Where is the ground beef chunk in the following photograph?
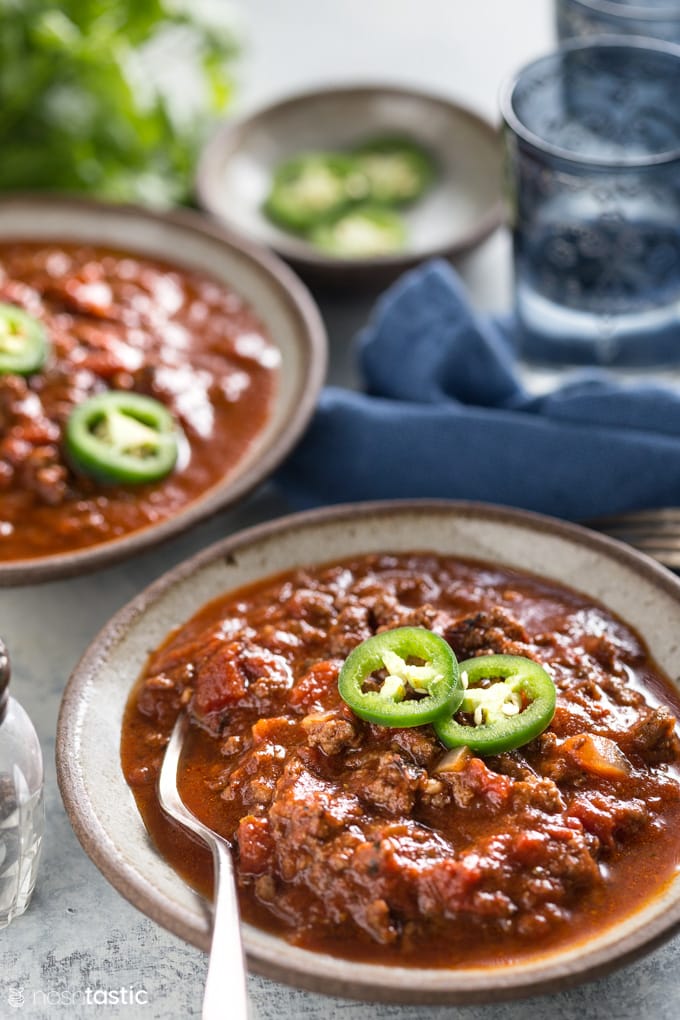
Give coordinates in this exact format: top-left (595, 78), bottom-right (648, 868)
top-left (384, 726), bottom-right (441, 769)
top-left (511, 776), bottom-right (566, 815)
top-left (369, 592), bottom-right (407, 630)
top-left (444, 607), bottom-right (533, 659)
top-left (344, 752), bottom-right (426, 816)
top-left (621, 706), bottom-right (680, 764)
top-left (440, 757), bottom-right (514, 812)
top-left (253, 874), bottom-right (277, 903)
top-left (302, 708), bottom-right (362, 755)
top-left (220, 734), bottom-right (244, 757)
top-left (221, 742), bottom-right (288, 809)
top-left (370, 595), bottom-right (438, 633)
top-left (395, 604), bottom-right (439, 630)
top-left (326, 603), bottom-right (373, 657)
top-left (268, 759), bottom-right (364, 877)
top-left (137, 673), bottom-right (187, 725)
top-left (486, 750), bottom-right (538, 781)
top-left (282, 588), bottom-right (337, 628)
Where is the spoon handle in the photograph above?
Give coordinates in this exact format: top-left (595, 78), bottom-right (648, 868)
top-left (202, 837), bottom-right (249, 1020)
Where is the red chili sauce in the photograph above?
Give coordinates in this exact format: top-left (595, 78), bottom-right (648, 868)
top-left (121, 553), bottom-right (680, 967)
top-left (0, 242), bottom-right (278, 560)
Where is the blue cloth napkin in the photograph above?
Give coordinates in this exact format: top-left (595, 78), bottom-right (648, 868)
top-left (277, 260), bottom-right (680, 521)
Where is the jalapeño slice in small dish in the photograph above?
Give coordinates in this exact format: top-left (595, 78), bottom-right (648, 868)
top-left (309, 205), bottom-right (407, 258)
top-left (433, 653), bottom-right (557, 755)
top-left (338, 626), bottom-right (462, 727)
top-left (264, 153), bottom-right (369, 232)
top-left (66, 391), bottom-right (179, 485)
top-left (351, 136), bottom-right (436, 205)
top-left (0, 302), bottom-right (49, 375)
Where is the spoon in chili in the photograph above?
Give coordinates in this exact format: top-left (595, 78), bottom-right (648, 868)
top-left (158, 709), bottom-right (249, 1019)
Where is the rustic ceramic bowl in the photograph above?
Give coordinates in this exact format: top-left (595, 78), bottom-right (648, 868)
top-left (0, 195), bottom-right (326, 586)
top-left (195, 85), bottom-right (504, 288)
top-left (57, 500), bottom-right (680, 1004)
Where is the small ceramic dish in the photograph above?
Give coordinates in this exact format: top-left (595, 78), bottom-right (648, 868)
top-left (0, 195), bottom-right (326, 586)
top-left (196, 85), bottom-right (504, 287)
top-left (57, 500), bottom-right (680, 1004)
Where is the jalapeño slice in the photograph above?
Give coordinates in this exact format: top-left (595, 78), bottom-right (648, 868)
top-left (66, 391), bottom-right (179, 485)
top-left (338, 626), bottom-right (462, 727)
top-left (264, 153), bottom-right (369, 232)
top-left (433, 654), bottom-right (556, 755)
top-left (0, 303), bottom-right (48, 375)
top-left (309, 205), bottom-right (406, 258)
top-left (351, 136), bottom-right (436, 205)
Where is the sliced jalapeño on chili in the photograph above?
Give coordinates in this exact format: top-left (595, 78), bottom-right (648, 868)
top-left (66, 391), bottom-right (179, 485)
top-left (433, 654), bottom-right (556, 755)
top-left (338, 626), bottom-right (462, 727)
top-left (0, 302), bottom-right (48, 376)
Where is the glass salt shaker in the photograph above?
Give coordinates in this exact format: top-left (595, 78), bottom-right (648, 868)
top-left (0, 638), bottom-right (44, 928)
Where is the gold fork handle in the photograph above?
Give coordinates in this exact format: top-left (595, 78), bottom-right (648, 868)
top-left (203, 837), bottom-right (249, 1020)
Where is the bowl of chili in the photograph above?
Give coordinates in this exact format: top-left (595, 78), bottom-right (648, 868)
top-left (0, 194), bottom-right (326, 585)
top-left (58, 500), bottom-right (680, 1004)
top-left (196, 85), bottom-right (504, 288)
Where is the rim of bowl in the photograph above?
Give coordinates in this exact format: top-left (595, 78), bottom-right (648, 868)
top-left (57, 498), bottom-right (680, 1003)
top-left (0, 193), bottom-right (327, 586)
top-left (565, 0), bottom-right (680, 21)
top-left (501, 35), bottom-right (680, 170)
top-left (195, 82), bottom-right (505, 271)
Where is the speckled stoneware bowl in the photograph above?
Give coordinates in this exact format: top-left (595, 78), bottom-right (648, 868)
top-left (196, 85), bottom-right (503, 288)
top-left (0, 195), bottom-right (326, 586)
top-left (57, 501), bottom-right (680, 1003)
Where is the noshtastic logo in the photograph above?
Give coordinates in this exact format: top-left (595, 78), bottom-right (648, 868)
top-left (7, 985), bottom-right (25, 1009)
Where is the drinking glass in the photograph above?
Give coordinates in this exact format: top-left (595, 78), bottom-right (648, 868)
top-left (501, 38), bottom-right (680, 368)
top-left (557, 0), bottom-right (680, 45)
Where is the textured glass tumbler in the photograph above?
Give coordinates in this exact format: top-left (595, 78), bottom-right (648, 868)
top-left (502, 39), bottom-right (680, 367)
top-left (557, 0), bottom-right (680, 45)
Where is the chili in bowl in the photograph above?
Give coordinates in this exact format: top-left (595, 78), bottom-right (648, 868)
top-left (57, 502), bottom-right (680, 1004)
top-left (0, 195), bottom-right (326, 585)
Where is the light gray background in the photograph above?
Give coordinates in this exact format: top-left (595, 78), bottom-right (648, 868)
top-left (5, 3), bottom-right (675, 1019)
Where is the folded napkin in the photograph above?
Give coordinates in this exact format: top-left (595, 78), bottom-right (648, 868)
top-left (277, 260), bottom-right (680, 521)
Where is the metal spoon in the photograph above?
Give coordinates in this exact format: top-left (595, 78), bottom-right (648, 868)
top-left (158, 710), bottom-right (249, 1019)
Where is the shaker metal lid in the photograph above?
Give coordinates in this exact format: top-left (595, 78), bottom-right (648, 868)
top-left (0, 638), bottom-right (9, 724)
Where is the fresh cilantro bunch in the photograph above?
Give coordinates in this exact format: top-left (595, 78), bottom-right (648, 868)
top-left (0, 0), bottom-right (237, 205)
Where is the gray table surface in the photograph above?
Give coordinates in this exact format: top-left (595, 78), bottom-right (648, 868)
top-left (3, 3), bottom-right (680, 1018)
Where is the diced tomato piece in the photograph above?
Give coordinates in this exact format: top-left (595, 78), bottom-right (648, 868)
top-left (192, 641), bottom-right (249, 717)
top-left (289, 659), bottom-right (343, 712)
top-left (251, 716), bottom-right (298, 745)
top-left (237, 815), bottom-right (275, 875)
